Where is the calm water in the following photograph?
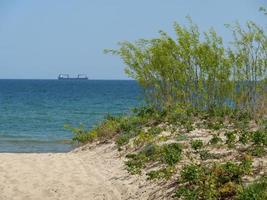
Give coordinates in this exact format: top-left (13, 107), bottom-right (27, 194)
top-left (0, 80), bottom-right (141, 152)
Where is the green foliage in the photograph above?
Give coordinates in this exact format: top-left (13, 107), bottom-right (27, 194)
top-left (219, 162), bottom-right (245, 184)
top-left (206, 119), bottom-right (225, 130)
top-left (115, 116), bottom-right (144, 147)
top-left (147, 166), bottom-right (175, 180)
top-left (66, 115), bottom-right (123, 143)
top-left (209, 134), bottom-right (223, 145)
top-left (125, 153), bottom-right (148, 174)
top-left (133, 106), bottom-right (161, 119)
top-left (177, 163), bottom-right (218, 200)
top-left (65, 124), bottom-right (97, 143)
top-left (240, 154), bottom-right (253, 175)
top-left (227, 21), bottom-right (267, 114)
top-left (258, 119), bottom-right (267, 130)
top-left (149, 127), bottom-right (162, 135)
top-left (68, 13), bottom-right (267, 199)
top-left (234, 111), bottom-right (252, 124)
top-left (237, 177), bottom-right (267, 200)
top-left (185, 122), bottom-right (194, 132)
top-left (116, 134), bottom-right (131, 147)
top-left (176, 161), bottom-right (253, 200)
top-left (114, 108), bottom-right (167, 148)
top-left (162, 143), bottom-right (182, 166)
top-left (225, 131), bottom-right (237, 148)
top-left (241, 131), bottom-right (267, 157)
top-left (180, 164), bottom-right (203, 184)
top-left (248, 145), bottom-right (265, 157)
top-left (125, 143), bottom-right (162, 174)
top-left (107, 17), bottom-right (267, 116)
top-left (219, 182), bottom-right (241, 199)
top-left (133, 131), bottom-right (154, 147)
top-left (166, 107), bottom-right (195, 130)
top-left (125, 143), bottom-right (182, 174)
top-left (190, 139), bottom-right (204, 151)
top-left (175, 187), bottom-right (199, 200)
top-left (252, 130), bottom-right (267, 146)
top-left (239, 131), bottom-right (252, 145)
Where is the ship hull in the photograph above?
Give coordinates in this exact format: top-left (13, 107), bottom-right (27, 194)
top-left (58, 77), bottom-right (88, 80)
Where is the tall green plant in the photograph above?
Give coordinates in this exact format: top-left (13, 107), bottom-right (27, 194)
top-left (106, 17), bottom-right (267, 116)
top-left (227, 21), bottom-right (267, 112)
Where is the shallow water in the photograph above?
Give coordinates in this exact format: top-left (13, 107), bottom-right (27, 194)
top-left (0, 80), bottom-right (141, 152)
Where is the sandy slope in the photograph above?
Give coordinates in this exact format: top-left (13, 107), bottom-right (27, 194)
top-left (0, 143), bottom-right (156, 200)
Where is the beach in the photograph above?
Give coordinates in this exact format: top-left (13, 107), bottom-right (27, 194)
top-left (0, 143), bottom-right (157, 200)
top-left (0, 2), bottom-right (266, 199)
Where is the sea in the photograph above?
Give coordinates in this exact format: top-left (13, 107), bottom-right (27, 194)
top-left (0, 80), bottom-right (141, 153)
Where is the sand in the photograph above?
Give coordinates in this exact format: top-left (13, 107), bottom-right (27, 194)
top-left (0, 143), bottom-right (157, 200)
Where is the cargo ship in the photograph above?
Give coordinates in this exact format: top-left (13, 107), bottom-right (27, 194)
top-left (58, 74), bottom-right (88, 80)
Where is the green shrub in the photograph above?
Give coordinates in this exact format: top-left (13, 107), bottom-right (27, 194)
top-left (167, 108), bottom-right (191, 125)
top-left (114, 112), bottom-right (165, 148)
top-left (65, 124), bottom-right (96, 143)
top-left (177, 161), bottom-right (254, 200)
top-left (175, 187), bottom-right (199, 200)
top-left (125, 143), bottom-right (182, 174)
top-left (125, 153), bottom-right (148, 174)
top-left (94, 118), bottom-right (120, 139)
top-left (143, 144), bottom-right (160, 159)
top-left (239, 131), bottom-right (252, 145)
top-left (235, 111), bottom-right (252, 122)
top-left (232, 111), bottom-right (251, 130)
top-left (191, 139), bottom-right (204, 151)
top-left (199, 150), bottom-right (211, 160)
top-left (249, 145), bottom-right (265, 157)
top-left (206, 119), bottom-right (224, 130)
top-left (240, 154), bottom-right (253, 175)
top-left (73, 129), bottom-right (97, 143)
top-left (116, 134), bottom-right (131, 147)
top-left (133, 106), bottom-right (159, 119)
top-left (237, 177), bottom-right (267, 200)
top-left (105, 15), bottom-right (267, 199)
top-left (162, 143), bottom-right (182, 166)
top-left (180, 164), bottom-right (203, 184)
top-left (67, 116), bottom-right (122, 143)
top-left (252, 131), bottom-right (267, 146)
top-left (149, 127), bottom-right (162, 135)
top-left (231, 110), bottom-right (252, 130)
top-left (118, 116), bottom-right (142, 134)
top-left (209, 134), bottom-right (223, 145)
top-left (259, 119), bottom-right (267, 130)
top-left (133, 131), bottom-right (154, 147)
top-left (185, 121), bottom-right (194, 132)
top-left (219, 182), bottom-right (240, 199)
top-left (147, 166), bottom-right (175, 180)
top-left (218, 162), bottom-right (244, 184)
top-left (225, 131), bottom-right (237, 148)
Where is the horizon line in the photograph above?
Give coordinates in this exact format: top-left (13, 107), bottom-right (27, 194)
top-left (0, 78), bottom-right (135, 81)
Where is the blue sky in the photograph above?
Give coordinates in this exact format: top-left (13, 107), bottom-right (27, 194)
top-left (0, 0), bottom-right (266, 79)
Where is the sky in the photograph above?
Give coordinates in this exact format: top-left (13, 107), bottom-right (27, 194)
top-left (0, 0), bottom-right (266, 80)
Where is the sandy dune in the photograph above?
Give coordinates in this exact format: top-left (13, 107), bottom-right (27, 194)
top-left (0, 143), bottom-right (155, 200)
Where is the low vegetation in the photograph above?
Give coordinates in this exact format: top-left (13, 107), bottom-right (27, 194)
top-left (68, 106), bottom-right (267, 199)
top-left (68, 9), bottom-right (267, 200)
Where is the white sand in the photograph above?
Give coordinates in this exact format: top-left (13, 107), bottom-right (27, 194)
top-left (0, 143), bottom-right (157, 200)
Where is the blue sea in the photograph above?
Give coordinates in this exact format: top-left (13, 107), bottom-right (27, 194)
top-left (0, 80), bottom-right (141, 153)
